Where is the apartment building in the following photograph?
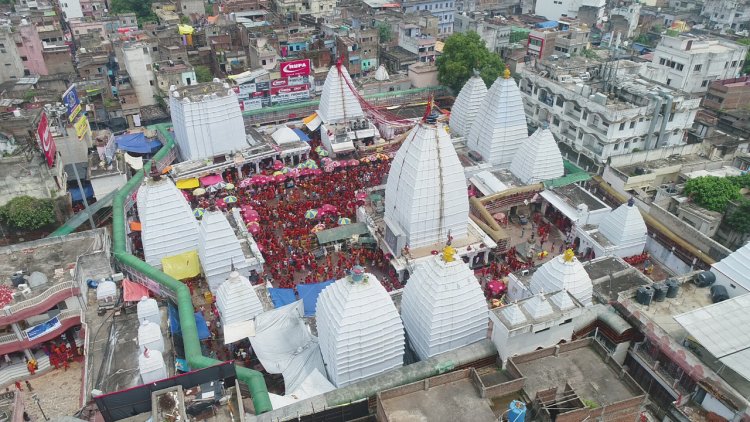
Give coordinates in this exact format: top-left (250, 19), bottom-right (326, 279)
top-left (534, 0), bottom-right (605, 23)
top-left (0, 23), bottom-right (25, 83)
top-left (701, 0), bottom-right (750, 30)
top-left (518, 59), bottom-right (701, 172)
top-left (453, 13), bottom-right (511, 54)
top-left (273, 0), bottom-right (336, 17)
top-left (121, 42), bottom-right (157, 107)
top-left (527, 20), bottom-right (590, 59)
top-left (401, 0), bottom-right (456, 35)
top-left (641, 34), bottom-right (748, 94)
top-left (337, 27), bottom-right (379, 77)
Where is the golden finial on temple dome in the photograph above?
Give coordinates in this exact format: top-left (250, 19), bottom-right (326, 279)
top-left (503, 66), bottom-right (511, 79)
top-left (563, 248), bottom-right (575, 262)
top-left (442, 245), bottom-right (456, 263)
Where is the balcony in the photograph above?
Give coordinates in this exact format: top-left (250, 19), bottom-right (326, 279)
top-left (564, 109), bottom-right (582, 120)
top-left (0, 281), bottom-right (80, 326)
top-left (0, 309), bottom-right (82, 355)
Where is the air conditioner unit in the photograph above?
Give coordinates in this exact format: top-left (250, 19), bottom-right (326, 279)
top-left (111, 273), bottom-right (125, 282)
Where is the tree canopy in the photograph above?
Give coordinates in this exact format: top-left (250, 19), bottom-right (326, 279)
top-left (684, 176), bottom-right (741, 213)
top-left (109, 0), bottom-right (157, 25)
top-left (0, 196), bottom-right (56, 230)
top-left (726, 200), bottom-right (750, 233)
top-left (194, 65), bottom-right (213, 83)
top-left (436, 31), bottom-right (504, 93)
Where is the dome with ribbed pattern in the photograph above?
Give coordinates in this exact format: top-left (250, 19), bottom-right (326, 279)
top-left (449, 74), bottom-right (487, 137)
top-left (510, 127), bottom-right (564, 184)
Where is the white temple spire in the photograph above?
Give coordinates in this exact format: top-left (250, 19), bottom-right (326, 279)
top-left (466, 67), bottom-right (528, 168)
top-left (317, 61), bottom-right (364, 123)
top-left (598, 198), bottom-right (648, 247)
top-left (510, 125), bottom-right (564, 184)
top-left (449, 71), bottom-right (487, 137)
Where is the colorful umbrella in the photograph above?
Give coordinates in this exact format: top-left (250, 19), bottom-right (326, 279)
top-left (311, 223), bottom-right (326, 233)
top-left (324, 164), bottom-right (335, 173)
top-left (304, 159), bottom-right (318, 169)
top-left (281, 167), bottom-right (290, 174)
top-left (288, 168), bottom-right (301, 178)
top-left (297, 162), bottom-right (307, 169)
top-left (305, 209), bottom-right (318, 219)
top-left (273, 160), bottom-right (284, 170)
top-left (244, 209), bottom-right (259, 219)
top-left (239, 178), bottom-right (253, 188)
top-left (244, 214), bottom-right (260, 222)
top-left (225, 183), bottom-right (235, 190)
top-left (193, 208), bottom-right (205, 218)
top-left (224, 195), bottom-right (238, 204)
top-left (321, 157), bottom-right (332, 165)
top-left (247, 221), bottom-right (260, 234)
top-left (338, 217), bottom-right (351, 225)
top-left (355, 191), bottom-right (367, 200)
top-left (193, 188), bottom-right (207, 196)
top-left (274, 174), bottom-right (287, 183)
top-left (273, 171), bottom-right (283, 176)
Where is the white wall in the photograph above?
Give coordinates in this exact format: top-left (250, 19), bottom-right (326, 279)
top-left (645, 236), bottom-right (692, 274)
top-left (122, 45), bottom-right (156, 106)
top-left (710, 267), bottom-right (750, 298)
top-left (490, 312), bottom-right (575, 362)
top-left (60, 0), bottom-right (84, 19)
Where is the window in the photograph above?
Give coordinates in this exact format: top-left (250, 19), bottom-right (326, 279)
top-left (630, 121), bottom-right (635, 129)
top-left (732, 60), bottom-right (738, 67)
top-left (624, 141), bottom-right (629, 148)
top-left (639, 117), bottom-right (644, 122)
top-left (153, 46), bottom-right (158, 52)
top-left (659, 57), bottom-right (666, 65)
top-left (619, 122), bottom-right (625, 130)
top-left (553, 117), bottom-right (560, 126)
top-left (667, 78), bottom-right (671, 86)
top-left (614, 143), bottom-right (619, 150)
top-left (21, 56), bottom-right (27, 61)
top-left (694, 64), bottom-right (702, 71)
top-left (676, 63), bottom-right (684, 71)
top-left (556, 96), bottom-right (563, 107)
top-left (582, 110), bottom-right (588, 119)
top-left (149, 80), bottom-right (154, 86)
top-left (143, 47), bottom-right (148, 54)
top-left (701, 80), bottom-right (709, 87)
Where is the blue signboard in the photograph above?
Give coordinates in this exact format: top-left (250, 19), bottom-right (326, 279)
top-left (25, 316), bottom-right (62, 340)
top-left (62, 85), bottom-right (82, 122)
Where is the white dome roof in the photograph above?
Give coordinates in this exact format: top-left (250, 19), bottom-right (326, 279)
top-left (271, 126), bottom-right (300, 144)
top-left (316, 267), bottom-right (404, 387)
top-left (449, 74), bottom-right (487, 137)
top-left (500, 303), bottom-right (527, 326)
top-left (216, 271), bottom-right (264, 325)
top-left (197, 210), bottom-right (250, 292)
top-left (598, 199), bottom-right (647, 246)
top-left (138, 349), bottom-right (167, 384)
top-left (137, 177), bottom-right (199, 266)
top-left (510, 127), bottom-right (564, 184)
top-left (318, 64), bottom-right (364, 123)
top-left (384, 122), bottom-right (469, 249)
top-left (374, 64), bottom-right (390, 81)
top-left (137, 297), bottom-right (160, 326)
top-left (529, 251), bottom-right (593, 306)
top-left (401, 248), bottom-right (488, 360)
top-left (138, 320), bottom-right (165, 353)
top-left (466, 71), bottom-right (528, 168)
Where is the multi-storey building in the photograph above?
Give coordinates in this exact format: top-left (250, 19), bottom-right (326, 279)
top-left (0, 229), bottom-right (111, 387)
top-left (518, 59), bottom-right (701, 172)
top-left (273, 0), bottom-right (336, 17)
top-left (401, 0), bottom-right (455, 35)
top-left (453, 13), bottom-right (510, 54)
top-left (527, 20), bottom-right (590, 59)
top-left (121, 42), bottom-right (156, 106)
top-left (701, 0), bottom-right (750, 31)
top-left (59, 0), bottom-right (84, 19)
top-left (534, 0), bottom-right (605, 24)
top-left (336, 26), bottom-right (379, 77)
top-left (154, 60), bottom-right (197, 96)
top-left (609, 2), bottom-right (640, 38)
top-left (640, 34), bottom-right (748, 94)
top-left (0, 22), bottom-right (25, 83)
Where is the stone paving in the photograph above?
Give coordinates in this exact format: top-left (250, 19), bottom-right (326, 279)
top-left (19, 361), bottom-right (83, 421)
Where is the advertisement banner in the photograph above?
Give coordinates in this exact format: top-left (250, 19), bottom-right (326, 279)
top-left (271, 78), bottom-right (288, 88)
top-left (62, 85), bottom-right (81, 122)
top-left (74, 115), bottom-right (90, 140)
top-left (270, 84), bottom-right (309, 96)
top-left (280, 59), bottom-right (311, 78)
top-left (25, 316), bottom-right (62, 341)
top-left (37, 112), bottom-right (57, 168)
top-left (256, 81), bottom-right (270, 90)
top-left (288, 76), bottom-right (305, 86)
top-left (238, 83), bottom-right (256, 96)
top-left (242, 98), bottom-right (263, 111)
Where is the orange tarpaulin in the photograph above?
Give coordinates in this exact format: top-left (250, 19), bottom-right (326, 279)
top-left (130, 221), bottom-right (142, 231)
top-left (122, 279), bottom-right (150, 302)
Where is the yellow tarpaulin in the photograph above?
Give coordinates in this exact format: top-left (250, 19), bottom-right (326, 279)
top-left (161, 250), bottom-right (201, 280)
top-left (175, 178), bottom-right (200, 189)
top-left (178, 24), bottom-right (194, 35)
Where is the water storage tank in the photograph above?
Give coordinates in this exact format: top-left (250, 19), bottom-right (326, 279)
top-left (653, 283), bottom-right (668, 302)
top-left (636, 286), bottom-right (654, 305)
top-left (710, 285), bottom-right (729, 303)
top-left (138, 348), bottom-right (167, 384)
top-left (665, 279), bottom-right (680, 298)
top-left (28, 272), bottom-right (49, 288)
top-left (137, 297), bottom-right (160, 326)
top-left (508, 400), bottom-right (527, 422)
top-left (11, 272), bottom-right (25, 287)
top-left (695, 271), bottom-right (716, 288)
top-left (138, 320), bottom-right (165, 353)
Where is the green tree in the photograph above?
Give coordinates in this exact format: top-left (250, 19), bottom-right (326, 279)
top-left (684, 176), bottom-right (741, 213)
top-left (726, 200), bottom-right (750, 233)
top-left (109, 0), bottom-right (157, 25)
top-left (737, 38), bottom-right (750, 74)
top-left (180, 15), bottom-right (191, 25)
top-left (377, 23), bottom-right (392, 43)
top-left (0, 196), bottom-right (56, 230)
top-left (194, 65), bottom-right (213, 83)
top-left (436, 31), bottom-right (504, 93)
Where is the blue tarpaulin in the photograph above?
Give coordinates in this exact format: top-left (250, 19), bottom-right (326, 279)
top-left (535, 20), bottom-right (558, 29)
top-left (116, 132), bottom-right (162, 154)
top-left (68, 182), bottom-right (95, 202)
top-left (297, 281), bottom-right (333, 316)
top-left (167, 305), bottom-right (211, 340)
top-left (292, 128), bottom-right (310, 142)
top-left (268, 288), bottom-right (296, 308)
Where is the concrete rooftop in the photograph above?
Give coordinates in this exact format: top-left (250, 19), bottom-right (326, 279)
top-left (625, 280), bottom-right (713, 338)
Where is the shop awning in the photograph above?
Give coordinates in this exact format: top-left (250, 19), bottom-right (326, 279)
top-left (292, 128), bottom-right (310, 142)
top-left (122, 279), bottom-right (150, 302)
top-left (161, 250), bottom-right (201, 280)
top-left (199, 174), bottom-right (223, 187)
top-left (303, 112), bottom-right (322, 131)
top-left (175, 178), bottom-right (200, 190)
top-left (314, 222), bottom-right (370, 244)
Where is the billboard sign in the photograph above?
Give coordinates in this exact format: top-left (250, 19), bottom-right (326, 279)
top-left (271, 84), bottom-right (309, 96)
top-left (62, 85), bottom-right (82, 122)
top-left (26, 316), bottom-right (62, 341)
top-left (74, 115), bottom-right (90, 140)
top-left (37, 112), bottom-right (57, 168)
top-left (280, 59), bottom-right (311, 78)
top-left (241, 98), bottom-right (263, 111)
top-left (271, 78), bottom-right (288, 88)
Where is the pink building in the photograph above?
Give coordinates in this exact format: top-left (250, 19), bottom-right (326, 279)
top-left (16, 22), bottom-right (48, 75)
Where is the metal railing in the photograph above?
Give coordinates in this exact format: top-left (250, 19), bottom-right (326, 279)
top-left (3, 281), bottom-right (78, 316)
top-left (0, 333), bottom-right (17, 345)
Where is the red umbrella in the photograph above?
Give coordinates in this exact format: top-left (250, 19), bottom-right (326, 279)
top-left (355, 191), bottom-right (367, 200)
top-left (181, 190), bottom-right (191, 201)
top-left (239, 178), bottom-right (253, 188)
top-left (250, 175), bottom-right (266, 185)
top-left (320, 204), bottom-right (337, 214)
top-left (274, 173), bottom-right (287, 183)
top-left (241, 204), bottom-right (254, 213)
top-left (348, 159), bottom-right (359, 167)
top-left (244, 210), bottom-right (260, 219)
top-left (247, 221), bottom-right (260, 234)
top-left (273, 160), bottom-right (284, 170)
top-left (215, 198), bottom-right (227, 209)
top-left (487, 280), bottom-right (505, 295)
top-left (311, 169), bottom-right (323, 176)
top-left (244, 214), bottom-right (260, 223)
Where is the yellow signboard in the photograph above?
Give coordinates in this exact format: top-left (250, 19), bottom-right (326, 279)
top-left (74, 115), bottom-right (90, 140)
top-left (68, 103), bottom-right (82, 122)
